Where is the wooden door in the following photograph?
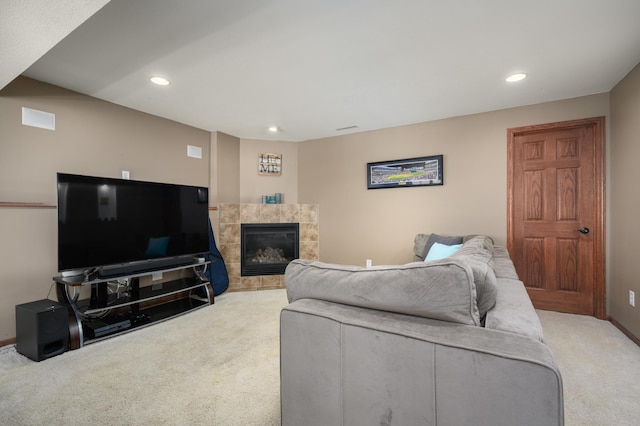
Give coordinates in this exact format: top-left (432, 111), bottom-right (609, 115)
top-left (507, 117), bottom-right (605, 319)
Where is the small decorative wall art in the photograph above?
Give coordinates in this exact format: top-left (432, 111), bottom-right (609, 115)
top-left (258, 153), bottom-right (282, 176)
top-left (367, 154), bottom-right (443, 189)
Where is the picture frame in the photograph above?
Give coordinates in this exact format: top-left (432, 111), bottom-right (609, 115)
top-left (258, 153), bottom-right (282, 176)
top-left (367, 154), bottom-right (443, 189)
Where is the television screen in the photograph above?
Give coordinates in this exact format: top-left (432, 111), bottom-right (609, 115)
top-left (57, 173), bottom-right (209, 276)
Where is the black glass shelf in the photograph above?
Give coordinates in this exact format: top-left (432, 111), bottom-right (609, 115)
top-left (82, 297), bottom-right (209, 342)
top-left (78, 277), bottom-right (207, 314)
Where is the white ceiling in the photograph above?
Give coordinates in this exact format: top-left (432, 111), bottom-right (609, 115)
top-left (0, 0), bottom-right (110, 89)
top-left (9, 0), bottom-right (640, 142)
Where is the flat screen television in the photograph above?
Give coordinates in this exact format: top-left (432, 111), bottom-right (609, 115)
top-left (57, 173), bottom-right (209, 277)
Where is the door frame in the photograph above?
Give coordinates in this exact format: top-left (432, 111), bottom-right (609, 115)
top-left (507, 117), bottom-right (606, 319)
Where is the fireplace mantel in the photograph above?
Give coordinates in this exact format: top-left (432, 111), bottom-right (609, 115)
top-left (217, 203), bottom-right (319, 291)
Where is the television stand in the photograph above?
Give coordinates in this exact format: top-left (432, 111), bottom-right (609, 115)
top-left (53, 259), bottom-right (214, 349)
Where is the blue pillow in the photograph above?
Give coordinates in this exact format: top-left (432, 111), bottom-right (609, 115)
top-left (425, 242), bottom-right (463, 261)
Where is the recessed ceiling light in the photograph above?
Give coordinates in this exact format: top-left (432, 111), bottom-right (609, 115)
top-left (506, 73), bottom-right (527, 83)
top-left (150, 76), bottom-right (170, 86)
top-left (268, 126), bottom-right (279, 132)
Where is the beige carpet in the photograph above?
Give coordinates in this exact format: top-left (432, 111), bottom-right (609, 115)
top-left (536, 309), bottom-right (640, 426)
top-left (1, 289), bottom-right (639, 425)
top-left (0, 289), bottom-right (288, 426)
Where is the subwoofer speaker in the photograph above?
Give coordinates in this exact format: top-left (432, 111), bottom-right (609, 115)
top-left (15, 299), bottom-right (69, 361)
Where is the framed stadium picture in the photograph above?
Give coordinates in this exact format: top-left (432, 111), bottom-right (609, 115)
top-left (367, 155), bottom-right (443, 189)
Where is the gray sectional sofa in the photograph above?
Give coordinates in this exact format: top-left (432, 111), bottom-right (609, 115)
top-left (280, 234), bottom-right (563, 426)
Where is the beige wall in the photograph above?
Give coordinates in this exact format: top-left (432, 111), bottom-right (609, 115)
top-left (0, 77), bottom-right (210, 340)
top-left (210, 134), bottom-right (298, 205)
top-left (610, 63), bottom-right (640, 338)
top-left (239, 138), bottom-right (298, 204)
top-left (213, 132), bottom-right (240, 204)
top-left (209, 131), bottom-right (241, 240)
top-left (298, 94), bottom-right (610, 267)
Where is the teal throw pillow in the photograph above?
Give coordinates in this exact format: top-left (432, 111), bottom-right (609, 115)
top-left (425, 242), bottom-right (463, 261)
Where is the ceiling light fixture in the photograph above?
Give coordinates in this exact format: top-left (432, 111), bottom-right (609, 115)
top-left (505, 73), bottom-right (527, 83)
top-left (150, 76), bottom-right (170, 86)
top-left (268, 126), bottom-right (279, 132)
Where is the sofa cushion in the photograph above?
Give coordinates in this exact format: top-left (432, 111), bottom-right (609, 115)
top-left (463, 234), bottom-right (495, 245)
top-left (484, 278), bottom-right (544, 342)
top-left (450, 236), bottom-right (498, 318)
top-left (414, 233), bottom-right (463, 261)
top-left (491, 247), bottom-right (520, 279)
top-left (285, 259), bottom-right (481, 326)
top-left (459, 234), bottom-right (494, 252)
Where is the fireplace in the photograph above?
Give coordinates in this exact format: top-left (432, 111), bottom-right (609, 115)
top-left (241, 223), bottom-right (300, 276)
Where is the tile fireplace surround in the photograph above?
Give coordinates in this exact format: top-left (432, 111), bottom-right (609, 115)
top-left (217, 203), bottom-right (319, 291)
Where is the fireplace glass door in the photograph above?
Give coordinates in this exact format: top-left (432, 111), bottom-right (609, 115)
top-left (241, 223), bottom-right (299, 276)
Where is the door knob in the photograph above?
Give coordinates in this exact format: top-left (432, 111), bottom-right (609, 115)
top-left (578, 227), bottom-right (590, 234)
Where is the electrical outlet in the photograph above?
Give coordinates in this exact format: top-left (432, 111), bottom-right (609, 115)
top-left (366, 259), bottom-right (372, 268)
top-left (630, 290), bottom-right (635, 307)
